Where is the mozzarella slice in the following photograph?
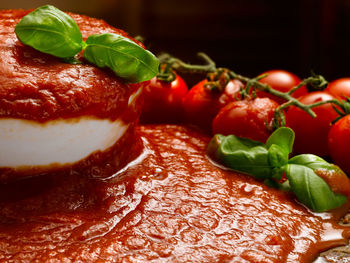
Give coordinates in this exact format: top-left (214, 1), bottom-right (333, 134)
top-left (0, 117), bottom-right (128, 168)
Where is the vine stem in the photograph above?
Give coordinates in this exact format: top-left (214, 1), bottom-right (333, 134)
top-left (229, 70), bottom-right (346, 127)
top-left (158, 53), bottom-right (346, 127)
top-left (229, 71), bottom-right (317, 116)
top-left (158, 52), bottom-right (217, 74)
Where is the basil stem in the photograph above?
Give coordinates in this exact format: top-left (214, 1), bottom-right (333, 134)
top-left (84, 33), bottom-right (159, 83)
top-left (208, 127), bottom-right (348, 212)
top-left (15, 5), bottom-right (84, 58)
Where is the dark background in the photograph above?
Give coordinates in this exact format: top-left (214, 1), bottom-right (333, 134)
top-left (1, 0), bottom-right (350, 84)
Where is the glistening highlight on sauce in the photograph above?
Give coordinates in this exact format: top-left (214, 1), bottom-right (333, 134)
top-left (0, 125), bottom-right (349, 262)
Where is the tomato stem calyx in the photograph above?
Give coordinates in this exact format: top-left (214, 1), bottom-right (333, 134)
top-left (204, 68), bottom-right (231, 93)
top-left (156, 63), bottom-right (177, 83)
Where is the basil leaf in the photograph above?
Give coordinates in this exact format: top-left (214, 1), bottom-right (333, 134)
top-left (217, 135), bottom-right (271, 179)
top-left (266, 127), bottom-right (294, 155)
top-left (289, 154), bottom-right (335, 171)
top-left (15, 5), bottom-right (84, 58)
top-left (285, 164), bottom-right (347, 212)
top-left (84, 33), bottom-right (159, 83)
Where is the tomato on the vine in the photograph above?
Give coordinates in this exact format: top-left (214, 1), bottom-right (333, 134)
top-left (286, 91), bottom-right (338, 156)
top-left (212, 97), bottom-right (279, 143)
top-left (325, 78), bottom-right (350, 100)
top-left (328, 114), bottom-right (350, 174)
top-left (257, 70), bottom-right (308, 104)
top-left (183, 78), bottom-right (244, 133)
top-left (140, 72), bottom-right (188, 123)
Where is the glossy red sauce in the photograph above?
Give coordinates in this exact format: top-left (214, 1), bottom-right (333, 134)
top-left (0, 124), bottom-right (349, 262)
top-left (0, 10), bottom-right (143, 122)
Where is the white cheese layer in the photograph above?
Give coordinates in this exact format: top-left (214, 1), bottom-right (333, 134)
top-left (0, 117), bottom-right (128, 168)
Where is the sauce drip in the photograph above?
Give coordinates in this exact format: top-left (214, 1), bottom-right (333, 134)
top-left (0, 124), bottom-right (349, 262)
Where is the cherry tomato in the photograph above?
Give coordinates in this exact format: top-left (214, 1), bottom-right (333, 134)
top-left (328, 115), bottom-right (350, 174)
top-left (325, 78), bottom-right (350, 100)
top-left (212, 97), bottom-right (279, 143)
top-left (183, 79), bottom-right (244, 133)
top-left (258, 70), bottom-right (308, 104)
top-left (140, 73), bottom-right (188, 123)
top-left (286, 91), bottom-right (338, 156)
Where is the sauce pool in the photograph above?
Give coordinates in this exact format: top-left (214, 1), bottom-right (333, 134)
top-left (0, 124), bottom-right (349, 262)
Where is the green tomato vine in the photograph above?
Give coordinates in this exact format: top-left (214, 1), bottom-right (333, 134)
top-left (159, 52), bottom-right (350, 129)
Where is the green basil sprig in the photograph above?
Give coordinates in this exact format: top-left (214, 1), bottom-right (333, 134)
top-left (15, 5), bottom-right (84, 58)
top-left (207, 127), bottom-right (348, 212)
top-left (15, 5), bottom-right (159, 83)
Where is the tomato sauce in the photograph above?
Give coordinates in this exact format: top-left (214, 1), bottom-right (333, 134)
top-left (0, 124), bottom-right (349, 262)
top-left (0, 10), bottom-right (143, 122)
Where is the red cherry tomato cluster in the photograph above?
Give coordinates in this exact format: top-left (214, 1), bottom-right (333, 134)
top-left (140, 64), bottom-right (350, 174)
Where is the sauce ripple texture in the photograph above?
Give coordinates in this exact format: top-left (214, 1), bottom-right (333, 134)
top-left (0, 125), bottom-right (349, 262)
